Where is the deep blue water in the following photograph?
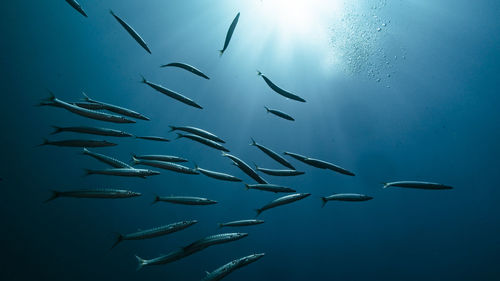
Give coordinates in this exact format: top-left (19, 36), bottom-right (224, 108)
top-left (1, 0), bottom-right (500, 280)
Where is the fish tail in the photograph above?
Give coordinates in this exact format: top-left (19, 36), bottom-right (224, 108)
top-left (321, 197), bottom-right (328, 208)
top-left (151, 195), bottom-right (160, 205)
top-left (135, 255), bottom-right (147, 271)
top-left (193, 162), bottom-right (199, 170)
top-left (109, 9), bottom-right (115, 16)
top-left (43, 190), bottom-right (60, 203)
top-left (139, 74), bottom-right (147, 84)
top-left (255, 209), bottom-right (262, 217)
top-left (249, 137), bottom-right (256, 146)
top-left (256, 70), bottom-right (262, 76)
top-left (218, 50), bottom-right (224, 57)
top-left (39, 91), bottom-right (56, 106)
top-left (381, 182), bottom-right (389, 188)
top-left (264, 106), bottom-right (270, 113)
top-left (175, 133), bottom-right (184, 140)
top-left (83, 169), bottom-right (93, 177)
top-left (168, 125), bottom-right (176, 132)
top-left (50, 126), bottom-right (63, 135)
top-left (218, 223), bottom-right (224, 229)
top-left (244, 183), bottom-right (250, 190)
top-left (82, 147), bottom-right (90, 155)
top-left (110, 233), bottom-right (124, 249)
top-left (131, 156), bottom-right (140, 165)
top-left (37, 138), bottom-right (49, 147)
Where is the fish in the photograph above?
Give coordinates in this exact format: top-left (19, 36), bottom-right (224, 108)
top-left (39, 93), bottom-right (135, 123)
top-left (202, 253), bottom-right (265, 281)
top-left (110, 10), bottom-right (151, 54)
top-left (135, 136), bottom-right (170, 142)
top-left (50, 126), bottom-right (133, 137)
top-left (84, 168), bottom-right (160, 178)
top-left (135, 233), bottom-right (248, 270)
top-left (245, 184), bottom-right (296, 193)
top-left (303, 158), bottom-right (355, 176)
top-left (141, 76), bottom-right (202, 109)
top-left (264, 106), bottom-right (295, 121)
top-left (257, 71), bottom-right (306, 102)
top-left (82, 148), bottom-right (131, 168)
top-left (176, 133), bottom-right (229, 152)
top-left (254, 164), bottom-right (304, 177)
top-left (152, 195), bottom-right (217, 206)
top-left (283, 151), bottom-right (309, 162)
top-left (221, 152), bottom-right (268, 184)
top-left (250, 138), bottom-right (295, 169)
top-left (44, 188), bottom-right (140, 203)
top-left (132, 156), bottom-right (198, 175)
top-left (195, 164), bottom-right (242, 182)
top-left (81, 92), bottom-right (150, 120)
top-left (383, 181), bottom-right (453, 190)
top-left (65, 0), bottom-right (87, 18)
top-left (132, 154), bottom-right (188, 163)
top-left (111, 220), bottom-right (198, 249)
top-left (39, 138), bottom-right (116, 148)
top-left (218, 219), bottom-right (264, 228)
top-left (169, 125), bottom-right (225, 143)
top-left (219, 12), bottom-right (240, 56)
top-left (73, 102), bottom-right (106, 110)
top-left (321, 193), bottom-right (373, 207)
top-left (256, 193), bottom-right (310, 216)
top-left (161, 62), bottom-right (210, 80)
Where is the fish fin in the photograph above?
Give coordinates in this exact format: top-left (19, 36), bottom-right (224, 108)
top-left (193, 162), bottom-right (199, 170)
top-left (81, 91), bottom-right (91, 102)
top-left (255, 209), bottom-right (262, 217)
top-left (321, 197), bottom-right (328, 208)
top-left (50, 126), bottom-right (62, 135)
top-left (252, 162), bottom-right (259, 170)
top-left (39, 91), bottom-right (56, 106)
top-left (109, 9), bottom-right (116, 17)
top-left (381, 182), bottom-right (389, 188)
top-left (151, 195), bottom-right (160, 205)
top-left (82, 147), bottom-right (90, 155)
top-left (43, 190), bottom-right (60, 203)
top-left (36, 138), bottom-right (49, 147)
top-left (135, 255), bottom-right (147, 271)
top-left (249, 137), bottom-right (256, 146)
top-left (256, 70), bottom-right (262, 76)
top-left (264, 106), bottom-right (270, 113)
top-left (218, 49), bottom-right (224, 57)
top-left (110, 233), bottom-right (124, 249)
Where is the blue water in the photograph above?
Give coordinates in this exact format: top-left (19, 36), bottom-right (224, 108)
top-left (1, 0), bottom-right (500, 280)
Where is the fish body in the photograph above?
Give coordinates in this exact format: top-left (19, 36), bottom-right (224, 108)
top-left (245, 184), bottom-right (295, 193)
top-left (321, 193), bottom-right (373, 207)
top-left (65, 0), bottom-right (87, 17)
top-left (85, 168), bottom-right (160, 178)
top-left (132, 154), bottom-right (188, 163)
top-left (169, 125), bottom-right (225, 143)
top-left (82, 92), bottom-right (149, 120)
top-left (45, 188), bottom-right (140, 202)
top-left (195, 165), bottom-right (242, 182)
top-left (112, 220), bottom-right (197, 248)
top-left (176, 133), bottom-right (229, 152)
top-left (82, 148), bottom-right (131, 168)
top-left (219, 219), bottom-right (264, 228)
top-left (141, 76), bottom-right (202, 109)
top-left (161, 62), bottom-right (210, 80)
top-left (136, 136), bottom-right (170, 142)
top-left (132, 157), bottom-right (198, 175)
top-left (255, 166), bottom-right (304, 177)
top-left (202, 253), bottom-right (265, 281)
top-left (73, 102), bottom-right (106, 110)
top-left (257, 71), bottom-right (306, 102)
top-left (153, 196), bottom-right (217, 205)
top-left (383, 181), bottom-right (453, 190)
top-left (51, 126), bottom-right (133, 137)
top-left (264, 106), bottom-right (294, 121)
top-left (40, 93), bottom-right (134, 123)
top-left (256, 193), bottom-right (310, 216)
top-left (110, 10), bottom-right (151, 54)
top-left (219, 12), bottom-right (240, 56)
top-left (222, 153), bottom-right (267, 184)
top-left (250, 138), bottom-right (294, 169)
top-left (40, 139), bottom-right (116, 148)
top-left (283, 151), bottom-right (309, 162)
top-left (303, 158), bottom-right (355, 176)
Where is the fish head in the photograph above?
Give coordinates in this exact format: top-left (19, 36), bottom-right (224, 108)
top-left (185, 220), bottom-right (198, 226)
top-left (129, 191), bottom-right (142, 197)
top-left (148, 170), bottom-right (161, 176)
top-left (122, 117), bottom-right (135, 123)
top-left (232, 233), bottom-right (249, 240)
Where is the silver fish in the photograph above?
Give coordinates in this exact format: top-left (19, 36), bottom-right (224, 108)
top-left (283, 151), bottom-right (309, 162)
top-left (73, 102), bottom-right (106, 110)
top-left (112, 220), bottom-right (198, 249)
top-left (65, 0), bottom-right (87, 18)
top-left (202, 253), bottom-right (265, 281)
top-left (245, 184), bottom-right (296, 193)
top-left (222, 152), bottom-right (267, 184)
top-left (132, 157), bottom-right (198, 175)
top-left (110, 10), bottom-right (151, 54)
top-left (219, 219), bottom-right (264, 228)
top-left (141, 76), bottom-right (202, 109)
top-left (44, 188), bottom-right (140, 202)
top-left (219, 12), bottom-right (240, 56)
top-left (50, 126), bottom-right (133, 137)
top-left (321, 193), bottom-right (373, 207)
top-left (136, 136), bottom-right (170, 142)
top-left (303, 158), bottom-right (355, 176)
top-left (176, 133), bottom-right (229, 152)
top-left (84, 168), bottom-right (160, 178)
top-left (152, 196), bottom-right (217, 206)
top-left (82, 92), bottom-right (149, 120)
top-left (195, 164), bottom-right (242, 182)
top-left (264, 106), bottom-right (295, 121)
top-left (254, 164), bottom-right (304, 177)
top-left (383, 181), bottom-right (453, 190)
top-left (40, 93), bottom-right (134, 123)
top-left (39, 138), bottom-right (116, 148)
top-left (161, 62), bottom-right (210, 80)
top-left (169, 125), bottom-right (225, 143)
top-left (82, 148), bottom-right (131, 168)
top-left (132, 154), bottom-right (188, 163)
top-left (250, 138), bottom-right (295, 169)
top-left (256, 193), bottom-right (310, 216)
top-left (257, 71), bottom-right (306, 102)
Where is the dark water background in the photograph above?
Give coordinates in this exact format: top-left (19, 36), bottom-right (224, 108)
top-left (1, 0), bottom-right (500, 280)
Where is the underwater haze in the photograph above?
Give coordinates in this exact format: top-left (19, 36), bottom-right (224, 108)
top-left (1, 0), bottom-right (500, 280)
